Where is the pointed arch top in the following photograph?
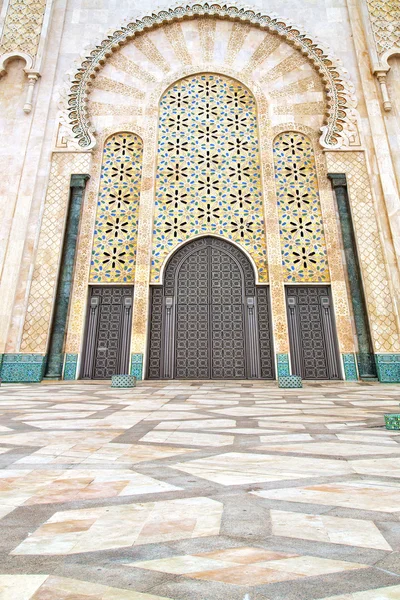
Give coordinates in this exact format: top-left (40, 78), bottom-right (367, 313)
top-left (67, 1), bottom-right (357, 149)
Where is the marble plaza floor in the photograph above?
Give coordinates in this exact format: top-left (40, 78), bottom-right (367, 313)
top-left (0, 381), bottom-right (400, 599)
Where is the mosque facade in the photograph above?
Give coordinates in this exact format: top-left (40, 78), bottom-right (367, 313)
top-left (1, 0), bottom-right (400, 384)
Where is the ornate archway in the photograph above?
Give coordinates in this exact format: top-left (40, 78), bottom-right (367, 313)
top-left (66, 2), bottom-right (358, 150)
top-left (147, 236), bottom-right (274, 379)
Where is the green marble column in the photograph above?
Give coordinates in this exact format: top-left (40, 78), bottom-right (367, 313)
top-left (328, 174), bottom-right (377, 379)
top-left (44, 174), bottom-right (89, 380)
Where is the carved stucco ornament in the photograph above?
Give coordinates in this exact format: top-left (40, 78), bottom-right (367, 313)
top-left (65, 1), bottom-right (358, 150)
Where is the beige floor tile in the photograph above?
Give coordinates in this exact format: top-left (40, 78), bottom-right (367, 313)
top-left (12, 497), bottom-right (223, 555)
top-left (173, 452), bottom-right (353, 485)
top-left (320, 585), bottom-right (400, 599)
top-left (271, 510), bottom-right (392, 550)
top-left (253, 480), bottom-right (400, 512)
top-left (256, 442), bottom-right (400, 456)
top-left (140, 430), bottom-right (234, 446)
top-left (132, 555), bottom-right (236, 574)
top-left (197, 547), bottom-right (296, 563)
top-left (259, 555), bottom-right (368, 576)
top-left (352, 457), bottom-right (400, 478)
top-left (189, 564), bottom-right (299, 585)
top-left (0, 574), bottom-right (48, 600)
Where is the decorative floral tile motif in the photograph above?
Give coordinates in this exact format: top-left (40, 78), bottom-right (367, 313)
top-left (90, 133), bottom-right (143, 283)
top-left (131, 353), bottom-right (143, 381)
top-left (342, 353), bottom-right (358, 381)
top-left (277, 353), bottom-right (290, 377)
top-left (63, 354), bottom-right (78, 381)
top-left (151, 74), bottom-right (268, 283)
top-left (0, 354), bottom-right (46, 383)
top-left (273, 132), bottom-right (329, 282)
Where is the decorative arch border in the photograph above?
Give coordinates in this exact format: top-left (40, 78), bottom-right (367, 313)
top-left (67, 1), bottom-right (357, 150)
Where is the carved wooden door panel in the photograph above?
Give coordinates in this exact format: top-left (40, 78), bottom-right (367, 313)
top-left (148, 237), bottom-right (275, 380)
top-left (210, 244), bottom-right (246, 378)
top-left (286, 286), bottom-right (341, 380)
top-left (81, 286), bottom-right (133, 379)
top-left (175, 246), bottom-right (210, 379)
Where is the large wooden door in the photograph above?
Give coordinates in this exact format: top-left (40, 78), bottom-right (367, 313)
top-left (81, 286), bottom-right (133, 379)
top-left (148, 237), bottom-right (274, 379)
top-left (286, 286), bottom-right (341, 380)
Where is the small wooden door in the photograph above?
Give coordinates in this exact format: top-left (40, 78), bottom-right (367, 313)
top-left (81, 286), bottom-right (133, 379)
top-left (286, 286), bottom-right (341, 380)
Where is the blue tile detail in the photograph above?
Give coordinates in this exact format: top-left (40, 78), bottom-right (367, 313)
top-left (0, 354), bottom-right (46, 383)
top-left (278, 375), bottom-right (302, 388)
top-left (131, 353), bottom-right (143, 381)
top-left (375, 354), bottom-right (400, 383)
top-left (277, 353), bottom-right (290, 377)
top-left (385, 414), bottom-right (400, 430)
top-left (63, 354), bottom-right (79, 380)
top-left (342, 353), bottom-right (358, 381)
top-left (112, 374), bottom-right (136, 388)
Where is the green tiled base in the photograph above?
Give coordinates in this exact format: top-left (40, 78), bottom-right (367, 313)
top-left (375, 354), bottom-right (400, 383)
top-left (279, 375), bottom-right (302, 388)
top-left (0, 354), bottom-right (46, 383)
top-left (111, 374), bottom-right (137, 388)
top-left (342, 353), bottom-right (358, 381)
top-left (385, 414), bottom-right (400, 430)
top-left (63, 354), bottom-right (78, 380)
top-left (277, 354), bottom-right (290, 377)
top-left (131, 353), bottom-right (143, 381)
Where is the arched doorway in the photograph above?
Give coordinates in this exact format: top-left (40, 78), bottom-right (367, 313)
top-left (148, 237), bottom-right (274, 379)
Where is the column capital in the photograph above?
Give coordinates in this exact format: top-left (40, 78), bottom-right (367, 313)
top-left (328, 173), bottom-right (347, 189)
top-left (70, 174), bottom-right (90, 189)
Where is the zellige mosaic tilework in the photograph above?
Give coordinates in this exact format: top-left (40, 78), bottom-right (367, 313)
top-left (151, 74), bottom-right (268, 283)
top-left (273, 132), bottom-right (329, 282)
top-left (90, 133), bottom-right (143, 283)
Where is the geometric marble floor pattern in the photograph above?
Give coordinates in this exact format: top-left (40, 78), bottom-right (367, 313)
top-left (0, 382), bottom-right (400, 600)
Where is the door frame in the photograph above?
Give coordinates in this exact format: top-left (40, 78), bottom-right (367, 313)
top-left (147, 236), bottom-right (275, 380)
top-left (80, 285), bottom-right (134, 380)
top-left (285, 284), bottom-right (342, 380)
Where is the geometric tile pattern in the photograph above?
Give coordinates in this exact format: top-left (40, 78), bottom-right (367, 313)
top-left (111, 374), bottom-right (136, 388)
top-left (342, 353), bottom-right (358, 381)
top-left (0, 380), bottom-right (400, 598)
top-left (278, 375), bottom-right (303, 388)
top-left (385, 414), bottom-right (400, 430)
top-left (273, 132), bottom-right (329, 282)
top-left (130, 353), bottom-right (143, 380)
top-left (376, 354), bottom-right (400, 383)
top-left (326, 152), bottom-right (400, 353)
top-left (89, 133), bottom-right (143, 283)
top-left (0, 0), bottom-right (46, 58)
top-left (63, 353), bottom-right (78, 381)
top-left (21, 152), bottom-right (91, 354)
top-left (0, 353), bottom-right (46, 383)
top-left (151, 74), bottom-right (267, 283)
top-left (277, 353), bottom-right (290, 376)
top-left (366, 0), bottom-right (400, 54)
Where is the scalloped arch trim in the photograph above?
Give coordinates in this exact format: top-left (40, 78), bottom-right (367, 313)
top-left (68, 2), bottom-right (354, 148)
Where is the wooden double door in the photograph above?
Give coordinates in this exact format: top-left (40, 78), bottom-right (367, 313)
top-left (148, 237), bottom-right (274, 380)
top-left (81, 286), bottom-right (133, 379)
top-left (286, 286), bottom-right (341, 380)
